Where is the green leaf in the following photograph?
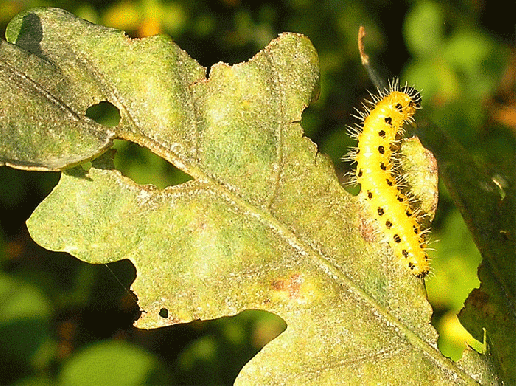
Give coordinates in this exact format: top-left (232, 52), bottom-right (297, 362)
top-left (417, 121), bottom-right (516, 384)
top-left (0, 273), bottom-right (53, 366)
top-left (1, 7), bottom-right (205, 170)
top-left (58, 340), bottom-right (171, 385)
top-left (1, 8), bottom-right (499, 384)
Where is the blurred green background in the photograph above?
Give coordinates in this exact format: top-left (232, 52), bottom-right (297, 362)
top-left (0, 0), bottom-right (514, 384)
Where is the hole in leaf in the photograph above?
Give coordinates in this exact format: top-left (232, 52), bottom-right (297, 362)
top-left (113, 140), bottom-right (192, 189)
top-left (86, 101), bottom-right (121, 127)
top-left (159, 308), bottom-right (169, 318)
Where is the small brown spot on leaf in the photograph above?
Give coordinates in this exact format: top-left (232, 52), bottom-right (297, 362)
top-left (359, 215), bottom-right (377, 242)
top-left (271, 273), bottom-right (303, 299)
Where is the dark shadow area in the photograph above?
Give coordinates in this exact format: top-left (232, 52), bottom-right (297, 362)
top-left (14, 13), bottom-right (43, 57)
top-left (133, 309), bottom-right (286, 385)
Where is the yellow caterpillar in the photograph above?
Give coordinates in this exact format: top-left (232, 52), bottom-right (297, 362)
top-left (348, 81), bottom-right (430, 277)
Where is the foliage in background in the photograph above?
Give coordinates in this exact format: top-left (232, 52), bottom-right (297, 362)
top-left (0, 0), bottom-right (513, 384)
